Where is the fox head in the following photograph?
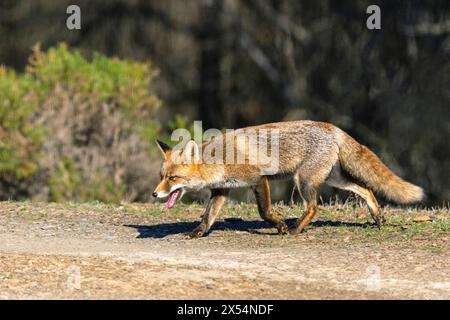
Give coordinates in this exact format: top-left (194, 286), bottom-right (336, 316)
top-left (152, 139), bottom-right (206, 208)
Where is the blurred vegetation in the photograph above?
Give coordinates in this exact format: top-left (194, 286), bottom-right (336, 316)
top-left (0, 66), bottom-right (44, 178)
top-left (0, 1), bottom-right (449, 204)
top-left (0, 43), bottom-right (161, 202)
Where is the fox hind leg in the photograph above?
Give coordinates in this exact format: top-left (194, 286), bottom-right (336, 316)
top-left (326, 166), bottom-right (385, 227)
top-left (292, 172), bottom-right (308, 210)
top-left (341, 183), bottom-right (385, 227)
top-left (254, 176), bottom-right (289, 235)
top-left (290, 182), bottom-right (318, 234)
top-left (290, 166), bottom-right (334, 234)
top-left (289, 185), bottom-right (296, 207)
top-left (289, 173), bottom-right (304, 207)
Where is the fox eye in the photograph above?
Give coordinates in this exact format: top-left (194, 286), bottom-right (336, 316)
top-left (168, 176), bottom-right (176, 181)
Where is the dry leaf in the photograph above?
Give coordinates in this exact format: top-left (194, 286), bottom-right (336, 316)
top-left (412, 216), bottom-right (433, 223)
top-left (355, 210), bottom-right (365, 218)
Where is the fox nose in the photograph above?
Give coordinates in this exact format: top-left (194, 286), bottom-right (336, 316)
top-left (152, 192), bottom-right (158, 198)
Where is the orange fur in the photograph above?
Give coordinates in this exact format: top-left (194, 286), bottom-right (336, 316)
top-left (154, 120), bottom-right (424, 237)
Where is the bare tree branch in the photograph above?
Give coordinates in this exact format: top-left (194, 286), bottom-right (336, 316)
top-left (244, 0), bottom-right (310, 42)
top-left (238, 31), bottom-right (280, 83)
top-left (403, 20), bottom-right (450, 36)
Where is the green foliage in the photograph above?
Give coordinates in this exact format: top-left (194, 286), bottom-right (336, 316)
top-left (28, 43), bottom-right (160, 107)
top-left (0, 66), bottom-right (43, 178)
top-left (167, 114), bottom-right (194, 134)
top-left (50, 158), bottom-right (126, 203)
top-left (0, 43), bottom-right (161, 202)
top-left (48, 158), bottom-right (81, 202)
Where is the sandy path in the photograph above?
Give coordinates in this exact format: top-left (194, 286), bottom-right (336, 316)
top-left (0, 202), bottom-right (448, 299)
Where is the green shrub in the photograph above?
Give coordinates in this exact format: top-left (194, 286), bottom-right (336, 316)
top-left (0, 67), bottom-right (43, 179)
top-left (0, 43), bottom-right (162, 202)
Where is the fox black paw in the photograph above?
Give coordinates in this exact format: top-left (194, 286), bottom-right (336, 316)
top-left (288, 226), bottom-right (305, 235)
top-left (276, 222), bottom-right (289, 235)
top-left (184, 228), bottom-right (205, 239)
top-left (375, 216), bottom-right (386, 228)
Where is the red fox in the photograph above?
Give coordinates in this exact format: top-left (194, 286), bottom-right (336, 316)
top-left (153, 120), bottom-right (424, 238)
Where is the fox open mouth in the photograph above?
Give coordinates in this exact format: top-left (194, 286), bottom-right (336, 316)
top-left (165, 188), bottom-right (183, 209)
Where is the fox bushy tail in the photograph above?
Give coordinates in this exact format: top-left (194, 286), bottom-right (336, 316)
top-left (338, 134), bottom-right (424, 204)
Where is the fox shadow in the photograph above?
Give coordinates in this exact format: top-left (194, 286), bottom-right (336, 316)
top-left (125, 218), bottom-right (375, 239)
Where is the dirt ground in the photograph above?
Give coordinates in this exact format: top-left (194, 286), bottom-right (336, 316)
top-left (0, 201), bottom-right (448, 299)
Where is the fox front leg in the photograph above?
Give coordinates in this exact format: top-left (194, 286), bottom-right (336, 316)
top-left (254, 176), bottom-right (289, 235)
top-left (185, 189), bottom-right (229, 239)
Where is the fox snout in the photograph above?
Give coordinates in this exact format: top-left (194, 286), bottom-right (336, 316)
top-left (152, 191), bottom-right (168, 198)
top-left (153, 180), bottom-right (185, 209)
top-left (152, 181), bottom-right (171, 198)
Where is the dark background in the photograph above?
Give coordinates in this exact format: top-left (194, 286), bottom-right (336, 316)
top-left (0, 0), bottom-right (449, 204)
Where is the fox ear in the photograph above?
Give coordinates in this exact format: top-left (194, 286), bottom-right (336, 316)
top-left (155, 139), bottom-right (172, 159)
top-left (184, 140), bottom-right (200, 164)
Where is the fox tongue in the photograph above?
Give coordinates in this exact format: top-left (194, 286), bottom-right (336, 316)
top-left (165, 189), bottom-right (180, 209)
